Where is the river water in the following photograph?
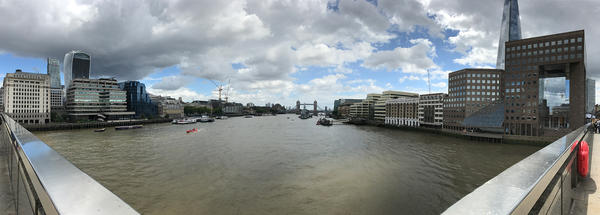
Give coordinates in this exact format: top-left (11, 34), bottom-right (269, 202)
top-left (34, 114), bottom-right (541, 214)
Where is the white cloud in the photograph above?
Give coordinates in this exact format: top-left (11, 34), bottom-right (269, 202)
top-left (432, 82), bottom-right (447, 88)
top-left (152, 75), bottom-right (195, 90)
top-left (147, 87), bottom-right (209, 102)
top-left (363, 38), bottom-right (437, 74)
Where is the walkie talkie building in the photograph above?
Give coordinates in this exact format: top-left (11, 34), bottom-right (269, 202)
top-left (63, 51), bottom-right (91, 90)
top-left (496, 0), bottom-right (522, 69)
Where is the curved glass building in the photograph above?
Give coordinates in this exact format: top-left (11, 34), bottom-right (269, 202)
top-left (63, 51), bottom-right (91, 90)
top-left (496, 0), bottom-right (522, 69)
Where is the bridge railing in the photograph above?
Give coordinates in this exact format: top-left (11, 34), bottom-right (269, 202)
top-left (443, 123), bottom-right (592, 214)
top-left (0, 113), bottom-right (139, 215)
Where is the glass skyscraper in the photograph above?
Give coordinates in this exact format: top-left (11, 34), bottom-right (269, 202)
top-left (47, 58), bottom-right (60, 89)
top-left (63, 51), bottom-right (91, 90)
top-left (119, 81), bottom-right (158, 118)
top-left (496, 0), bottom-right (522, 69)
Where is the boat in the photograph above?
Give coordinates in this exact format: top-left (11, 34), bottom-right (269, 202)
top-left (198, 115), bottom-right (215, 123)
top-left (245, 115), bottom-right (253, 118)
top-left (115, 125), bottom-right (144, 130)
top-left (186, 128), bottom-right (198, 133)
top-left (94, 128), bottom-right (106, 132)
top-left (317, 118), bottom-right (332, 126)
top-left (173, 119), bottom-right (195, 124)
top-left (216, 115), bottom-right (228, 120)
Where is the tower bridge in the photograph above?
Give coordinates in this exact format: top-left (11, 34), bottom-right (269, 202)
top-left (296, 100), bottom-right (318, 116)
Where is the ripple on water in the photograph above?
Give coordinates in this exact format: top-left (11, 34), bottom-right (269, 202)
top-left (34, 116), bottom-right (541, 215)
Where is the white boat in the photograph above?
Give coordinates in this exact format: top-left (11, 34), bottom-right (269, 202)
top-left (198, 115), bottom-right (215, 123)
top-left (173, 119), bottom-right (195, 124)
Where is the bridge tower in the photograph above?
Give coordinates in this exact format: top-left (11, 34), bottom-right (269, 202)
top-left (296, 100), bottom-right (301, 114)
top-left (313, 100), bottom-right (317, 116)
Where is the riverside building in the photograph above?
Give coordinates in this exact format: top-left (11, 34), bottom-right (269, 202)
top-left (374, 91), bottom-right (418, 122)
top-left (66, 78), bottom-right (134, 121)
top-left (385, 97), bottom-right (420, 127)
top-left (118, 81), bottom-right (157, 118)
top-left (418, 93), bottom-right (446, 128)
top-left (63, 51), bottom-right (91, 91)
top-left (350, 93), bottom-right (381, 119)
top-left (2, 69), bottom-right (51, 124)
top-left (151, 95), bottom-right (184, 119)
top-left (504, 30), bottom-right (587, 137)
top-left (444, 69), bottom-right (503, 131)
top-left (47, 58), bottom-right (65, 110)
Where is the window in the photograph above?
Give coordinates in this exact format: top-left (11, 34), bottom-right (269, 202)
top-left (558, 40), bottom-right (562, 45)
top-left (564, 39), bottom-right (569, 44)
top-left (551, 41), bottom-right (556, 46)
top-left (545, 42), bottom-right (550, 46)
top-left (571, 38), bottom-right (575, 43)
top-left (533, 43), bottom-right (538, 48)
top-left (577, 37), bottom-right (582, 42)
top-left (527, 44), bottom-right (532, 49)
top-left (577, 45), bottom-right (582, 51)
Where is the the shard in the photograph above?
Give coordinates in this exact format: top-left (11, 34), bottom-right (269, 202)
top-left (496, 0), bottom-right (521, 69)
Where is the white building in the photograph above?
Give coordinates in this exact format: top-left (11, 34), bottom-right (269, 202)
top-left (385, 97), bottom-right (419, 127)
top-left (3, 69), bottom-right (51, 124)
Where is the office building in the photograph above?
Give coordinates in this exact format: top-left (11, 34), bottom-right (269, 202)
top-left (497, 0), bottom-right (522, 69)
top-left (50, 88), bottom-right (64, 109)
top-left (418, 93), bottom-right (446, 128)
top-left (47, 58), bottom-right (64, 110)
top-left (3, 69), bottom-right (51, 124)
top-left (66, 78), bottom-right (134, 121)
top-left (47, 58), bottom-right (61, 89)
top-left (0, 87), bottom-right (3, 112)
top-left (119, 81), bottom-right (158, 118)
top-left (350, 93), bottom-right (381, 119)
top-left (385, 97), bottom-right (420, 127)
top-left (333, 99), bottom-right (362, 112)
top-left (151, 95), bottom-right (184, 119)
top-left (374, 91), bottom-right (419, 122)
top-left (63, 51), bottom-right (91, 90)
top-left (587, 79), bottom-right (595, 114)
top-left (504, 30), bottom-right (586, 137)
top-left (444, 69), bottom-right (503, 130)
top-left (224, 103), bottom-right (244, 115)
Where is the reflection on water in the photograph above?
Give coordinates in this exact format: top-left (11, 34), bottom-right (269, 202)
top-left (35, 115), bottom-right (540, 214)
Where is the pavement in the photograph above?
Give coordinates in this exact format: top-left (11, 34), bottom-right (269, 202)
top-left (0, 146), bottom-right (16, 215)
top-left (572, 133), bottom-right (600, 214)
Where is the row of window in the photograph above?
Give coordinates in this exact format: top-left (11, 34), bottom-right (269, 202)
top-left (507, 45), bottom-right (582, 58)
top-left (449, 73), bottom-right (500, 81)
top-left (507, 37), bottom-right (582, 52)
top-left (508, 53), bottom-right (583, 63)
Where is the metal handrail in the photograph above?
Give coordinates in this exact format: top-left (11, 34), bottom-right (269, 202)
top-left (1, 113), bottom-right (139, 214)
top-left (443, 124), bottom-right (590, 214)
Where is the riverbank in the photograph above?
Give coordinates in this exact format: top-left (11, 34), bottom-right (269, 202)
top-left (24, 118), bottom-right (173, 131)
top-left (343, 119), bottom-right (555, 146)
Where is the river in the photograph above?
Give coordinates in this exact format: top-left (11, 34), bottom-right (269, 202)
top-left (34, 114), bottom-right (541, 214)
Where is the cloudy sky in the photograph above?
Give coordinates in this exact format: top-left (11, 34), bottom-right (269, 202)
top-left (0, 0), bottom-right (598, 108)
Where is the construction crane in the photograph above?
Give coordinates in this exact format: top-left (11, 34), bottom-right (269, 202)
top-left (210, 80), bottom-right (224, 101)
top-left (224, 79), bottom-right (231, 102)
top-left (210, 79), bottom-right (231, 102)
